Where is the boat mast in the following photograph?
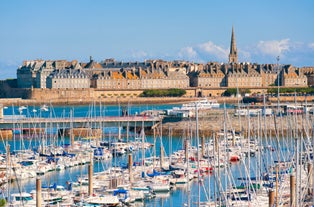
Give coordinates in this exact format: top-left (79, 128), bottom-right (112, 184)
top-left (195, 102), bottom-right (201, 207)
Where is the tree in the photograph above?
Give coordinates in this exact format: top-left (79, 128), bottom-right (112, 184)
top-left (222, 88), bottom-right (237, 97)
top-left (140, 88), bottom-right (186, 97)
top-left (0, 198), bottom-right (6, 207)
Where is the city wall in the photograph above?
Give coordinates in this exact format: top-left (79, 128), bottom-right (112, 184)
top-left (1, 87), bottom-right (312, 106)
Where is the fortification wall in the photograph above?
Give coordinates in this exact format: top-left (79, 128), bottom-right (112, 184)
top-left (30, 88), bottom-right (94, 101)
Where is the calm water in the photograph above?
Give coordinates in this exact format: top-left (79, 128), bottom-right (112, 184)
top-left (1, 103), bottom-right (285, 206)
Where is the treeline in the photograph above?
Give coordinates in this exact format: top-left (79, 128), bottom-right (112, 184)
top-left (140, 89), bottom-right (186, 97)
top-left (267, 87), bottom-right (314, 94)
top-left (222, 88), bottom-right (251, 96)
top-left (223, 87), bottom-right (314, 97)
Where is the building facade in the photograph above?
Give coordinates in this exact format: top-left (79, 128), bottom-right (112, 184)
top-left (15, 27), bottom-right (312, 91)
top-left (46, 69), bottom-right (90, 89)
top-left (17, 60), bottom-right (44, 88)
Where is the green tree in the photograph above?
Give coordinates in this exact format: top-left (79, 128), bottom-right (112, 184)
top-left (222, 88), bottom-right (237, 96)
top-left (140, 89), bottom-right (186, 97)
top-left (267, 87), bottom-right (314, 95)
top-left (0, 198), bottom-right (6, 207)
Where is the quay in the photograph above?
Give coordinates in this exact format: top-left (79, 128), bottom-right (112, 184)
top-left (0, 115), bottom-right (162, 129)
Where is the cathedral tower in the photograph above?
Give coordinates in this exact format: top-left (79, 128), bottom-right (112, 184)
top-left (229, 26), bottom-right (238, 64)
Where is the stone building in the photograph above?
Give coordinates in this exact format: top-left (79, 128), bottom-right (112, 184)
top-left (91, 59), bottom-right (189, 90)
top-left (35, 60), bottom-right (73, 88)
top-left (93, 68), bottom-right (141, 90)
top-left (301, 66), bottom-right (314, 86)
top-left (258, 64), bottom-right (278, 87)
top-left (189, 62), bottom-right (226, 87)
top-left (46, 69), bottom-right (90, 89)
top-left (226, 63), bottom-right (262, 88)
top-left (282, 65), bottom-right (307, 87)
top-left (35, 60), bottom-right (56, 88)
top-left (17, 60), bottom-right (44, 88)
top-left (15, 27), bottom-right (312, 92)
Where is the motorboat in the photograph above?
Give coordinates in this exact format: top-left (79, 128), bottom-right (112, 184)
top-left (181, 99), bottom-right (220, 110)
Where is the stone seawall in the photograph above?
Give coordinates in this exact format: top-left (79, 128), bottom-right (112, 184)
top-left (160, 108), bottom-right (312, 138)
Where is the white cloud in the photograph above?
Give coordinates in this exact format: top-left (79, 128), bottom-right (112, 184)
top-left (178, 41), bottom-right (228, 62)
top-left (308, 43), bottom-right (314, 49)
top-left (257, 39), bottom-right (290, 57)
top-left (129, 50), bottom-right (148, 60)
top-left (178, 47), bottom-right (198, 59)
top-left (196, 41), bottom-right (229, 60)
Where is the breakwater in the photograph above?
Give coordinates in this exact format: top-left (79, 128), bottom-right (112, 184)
top-left (161, 109), bottom-right (313, 137)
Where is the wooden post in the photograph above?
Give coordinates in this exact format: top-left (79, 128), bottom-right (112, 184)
top-left (88, 153), bottom-right (93, 196)
top-left (308, 163), bottom-right (313, 195)
top-left (153, 127), bottom-right (156, 166)
top-left (269, 190), bottom-right (275, 207)
top-left (128, 153), bottom-right (133, 183)
top-left (275, 165), bottom-right (279, 207)
top-left (160, 146), bottom-right (164, 169)
top-left (214, 133), bottom-right (218, 152)
top-left (36, 178), bottom-right (42, 207)
top-left (201, 136), bottom-right (205, 158)
top-left (184, 139), bottom-right (189, 162)
top-left (70, 129), bottom-right (75, 146)
top-left (6, 145), bottom-right (10, 182)
top-left (6, 145), bottom-right (10, 169)
top-left (290, 174), bottom-right (295, 207)
top-left (0, 105), bottom-right (3, 119)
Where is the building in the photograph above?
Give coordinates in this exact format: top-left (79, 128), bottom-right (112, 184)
top-left (91, 60), bottom-right (189, 90)
top-left (226, 63), bottom-right (262, 88)
top-left (15, 27), bottom-right (312, 92)
top-left (46, 69), bottom-right (90, 89)
top-left (282, 65), bottom-right (307, 87)
top-left (258, 64), bottom-right (278, 87)
top-left (190, 62), bottom-right (226, 88)
top-left (17, 60), bottom-right (44, 88)
top-left (93, 68), bottom-right (141, 90)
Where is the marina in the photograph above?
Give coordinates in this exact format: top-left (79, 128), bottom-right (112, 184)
top-left (0, 102), bottom-right (313, 206)
top-left (1, 0), bottom-right (313, 206)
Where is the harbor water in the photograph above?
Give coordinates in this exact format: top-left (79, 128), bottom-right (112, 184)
top-left (1, 103), bottom-right (310, 206)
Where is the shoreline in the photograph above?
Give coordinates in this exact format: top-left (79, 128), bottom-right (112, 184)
top-left (1, 96), bottom-right (312, 139)
top-left (1, 95), bottom-right (312, 107)
top-left (159, 109), bottom-right (312, 137)
top-left (0, 97), bottom-right (240, 106)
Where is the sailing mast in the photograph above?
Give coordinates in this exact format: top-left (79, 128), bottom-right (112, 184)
top-left (195, 102), bottom-right (201, 207)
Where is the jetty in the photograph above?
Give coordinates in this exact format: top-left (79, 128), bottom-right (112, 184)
top-left (0, 115), bottom-right (162, 129)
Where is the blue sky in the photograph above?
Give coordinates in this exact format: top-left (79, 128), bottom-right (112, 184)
top-left (0, 0), bottom-right (314, 79)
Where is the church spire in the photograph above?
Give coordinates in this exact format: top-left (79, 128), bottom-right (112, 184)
top-left (229, 26), bottom-right (238, 64)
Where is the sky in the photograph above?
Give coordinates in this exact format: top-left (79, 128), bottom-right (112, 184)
top-left (0, 0), bottom-right (314, 79)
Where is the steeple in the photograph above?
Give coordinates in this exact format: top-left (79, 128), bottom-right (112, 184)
top-left (229, 26), bottom-right (238, 64)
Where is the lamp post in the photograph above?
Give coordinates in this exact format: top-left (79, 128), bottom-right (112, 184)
top-left (276, 56), bottom-right (280, 115)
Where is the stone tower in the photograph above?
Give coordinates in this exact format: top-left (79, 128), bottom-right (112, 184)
top-left (229, 26), bottom-right (238, 64)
